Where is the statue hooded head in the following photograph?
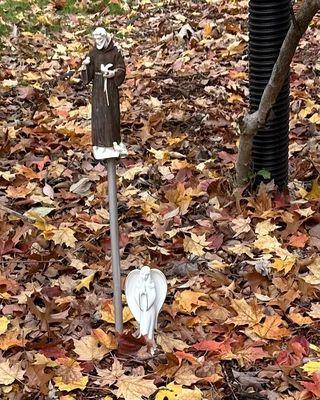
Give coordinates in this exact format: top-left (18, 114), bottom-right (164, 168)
top-left (93, 27), bottom-right (111, 50)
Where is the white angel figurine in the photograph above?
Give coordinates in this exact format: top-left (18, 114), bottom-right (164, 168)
top-left (125, 266), bottom-right (167, 348)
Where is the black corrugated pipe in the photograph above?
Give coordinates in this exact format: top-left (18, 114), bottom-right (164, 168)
top-left (249, 0), bottom-right (291, 189)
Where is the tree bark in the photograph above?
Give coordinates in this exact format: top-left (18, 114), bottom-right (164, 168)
top-left (236, 0), bottom-right (320, 186)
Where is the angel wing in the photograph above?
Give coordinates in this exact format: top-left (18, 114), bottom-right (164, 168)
top-left (150, 269), bottom-right (167, 327)
top-left (125, 268), bottom-right (167, 327)
top-left (125, 269), bottom-right (141, 323)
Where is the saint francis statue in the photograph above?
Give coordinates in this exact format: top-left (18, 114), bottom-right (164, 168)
top-left (81, 27), bottom-right (127, 159)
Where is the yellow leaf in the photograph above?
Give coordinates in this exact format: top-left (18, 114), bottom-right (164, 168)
top-left (37, 14), bottom-right (54, 25)
top-left (0, 317), bottom-right (10, 335)
top-left (75, 272), bottom-right (95, 291)
top-left (302, 361), bottom-right (320, 376)
top-left (155, 382), bottom-right (202, 400)
top-left (307, 178), bottom-right (320, 200)
top-left (101, 300), bottom-right (133, 324)
top-left (54, 376), bottom-right (88, 392)
top-left (116, 376), bottom-right (157, 400)
top-left (23, 72), bottom-right (42, 81)
top-left (226, 298), bottom-right (264, 327)
top-left (52, 226), bottom-right (77, 248)
top-left (310, 113), bottom-right (320, 124)
top-left (227, 94), bottom-right (244, 103)
top-left (173, 290), bottom-right (208, 314)
top-left (0, 360), bottom-right (24, 385)
top-left (254, 234), bottom-right (282, 253)
top-left (271, 257), bottom-right (296, 274)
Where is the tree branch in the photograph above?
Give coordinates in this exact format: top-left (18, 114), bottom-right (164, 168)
top-left (236, 0), bottom-right (320, 186)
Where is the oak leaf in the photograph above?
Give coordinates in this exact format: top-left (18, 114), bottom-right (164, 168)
top-left (308, 303), bottom-right (320, 319)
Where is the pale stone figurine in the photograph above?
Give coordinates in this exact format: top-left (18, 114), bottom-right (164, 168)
top-left (81, 27), bottom-right (127, 159)
top-left (125, 266), bottom-right (167, 350)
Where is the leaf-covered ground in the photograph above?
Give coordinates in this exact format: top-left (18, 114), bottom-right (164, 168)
top-left (0, 0), bottom-right (320, 399)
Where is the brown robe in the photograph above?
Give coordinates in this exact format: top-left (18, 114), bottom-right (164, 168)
top-left (82, 39), bottom-right (126, 147)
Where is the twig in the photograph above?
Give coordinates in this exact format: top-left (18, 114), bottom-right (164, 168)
top-left (0, 203), bottom-right (32, 223)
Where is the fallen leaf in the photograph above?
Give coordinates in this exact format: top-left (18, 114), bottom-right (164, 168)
top-left (115, 376), bottom-right (157, 400)
top-left (226, 299), bottom-right (264, 327)
top-left (0, 360), bottom-right (24, 385)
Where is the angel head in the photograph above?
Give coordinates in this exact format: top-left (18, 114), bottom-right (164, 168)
top-left (93, 27), bottom-right (111, 50)
top-left (140, 266), bottom-right (151, 282)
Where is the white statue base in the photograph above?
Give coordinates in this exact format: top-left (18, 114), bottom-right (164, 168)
top-left (93, 142), bottom-right (128, 160)
top-left (125, 266), bottom-right (167, 353)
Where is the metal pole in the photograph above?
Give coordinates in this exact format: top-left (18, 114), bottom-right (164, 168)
top-left (107, 158), bottom-right (123, 333)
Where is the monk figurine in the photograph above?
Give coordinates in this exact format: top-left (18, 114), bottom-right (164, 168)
top-left (81, 27), bottom-right (127, 159)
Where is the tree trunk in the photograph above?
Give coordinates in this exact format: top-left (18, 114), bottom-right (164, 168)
top-left (236, 0), bottom-right (320, 186)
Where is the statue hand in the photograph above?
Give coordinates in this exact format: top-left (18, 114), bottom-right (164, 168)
top-left (103, 70), bottom-right (115, 78)
top-left (82, 57), bottom-right (91, 65)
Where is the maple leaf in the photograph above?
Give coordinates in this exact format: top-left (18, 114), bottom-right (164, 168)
top-left (302, 361), bottom-right (320, 376)
top-left (52, 225), bottom-right (77, 248)
top-left (0, 330), bottom-right (26, 350)
top-left (0, 360), bottom-right (24, 385)
top-left (54, 376), bottom-right (88, 392)
top-left (183, 233), bottom-right (209, 256)
top-left (250, 315), bottom-right (290, 340)
top-left (301, 373), bottom-right (320, 397)
top-left (302, 257), bottom-right (320, 285)
top-left (271, 256), bottom-right (296, 274)
top-left (308, 303), bottom-right (320, 319)
top-left (96, 358), bottom-right (125, 386)
top-left (231, 216), bottom-right (251, 237)
top-left (288, 234), bottom-right (309, 248)
top-left (173, 290), bottom-right (208, 314)
top-left (174, 363), bottom-right (201, 385)
top-left (226, 298), bottom-right (264, 327)
top-left (156, 332), bottom-right (188, 353)
top-left (155, 382), bottom-right (202, 400)
top-left (73, 335), bottom-right (110, 361)
top-left (115, 376), bottom-right (157, 400)
top-left (255, 220), bottom-right (279, 236)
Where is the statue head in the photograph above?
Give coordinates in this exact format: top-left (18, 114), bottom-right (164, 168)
top-left (140, 266), bottom-right (151, 282)
top-left (93, 27), bottom-right (110, 50)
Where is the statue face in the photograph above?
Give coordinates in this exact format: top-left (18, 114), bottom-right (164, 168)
top-left (140, 267), bottom-right (150, 281)
top-left (93, 32), bottom-right (107, 50)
